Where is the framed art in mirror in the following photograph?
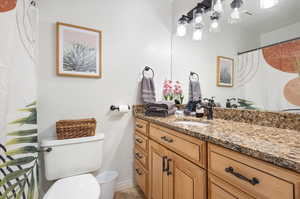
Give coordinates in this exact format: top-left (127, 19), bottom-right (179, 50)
top-left (56, 22), bottom-right (102, 78)
top-left (217, 56), bottom-right (234, 87)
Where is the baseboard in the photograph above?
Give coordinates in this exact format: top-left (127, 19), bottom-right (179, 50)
top-left (115, 178), bottom-right (136, 191)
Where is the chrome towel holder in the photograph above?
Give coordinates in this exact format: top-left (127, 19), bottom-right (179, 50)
top-left (142, 66), bottom-right (155, 78)
top-left (189, 71), bottom-right (199, 81)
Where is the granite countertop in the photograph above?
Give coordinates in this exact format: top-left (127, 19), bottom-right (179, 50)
top-left (135, 113), bottom-right (300, 173)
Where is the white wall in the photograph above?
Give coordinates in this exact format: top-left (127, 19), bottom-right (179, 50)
top-left (38, 0), bottom-right (172, 194)
top-left (171, 0), bottom-right (260, 106)
top-left (260, 22), bottom-right (300, 46)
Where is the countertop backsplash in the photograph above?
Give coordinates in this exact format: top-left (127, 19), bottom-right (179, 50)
top-left (133, 105), bottom-right (300, 131)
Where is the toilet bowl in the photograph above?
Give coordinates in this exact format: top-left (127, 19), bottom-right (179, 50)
top-left (43, 174), bottom-right (100, 199)
top-left (41, 134), bottom-right (104, 199)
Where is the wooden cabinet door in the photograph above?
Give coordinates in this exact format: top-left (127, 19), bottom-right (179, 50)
top-left (167, 150), bottom-right (207, 199)
top-left (149, 140), bottom-right (169, 199)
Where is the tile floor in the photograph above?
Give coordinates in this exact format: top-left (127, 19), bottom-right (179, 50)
top-left (114, 187), bottom-right (145, 199)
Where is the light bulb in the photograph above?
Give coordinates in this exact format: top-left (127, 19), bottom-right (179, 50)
top-left (177, 23), bottom-right (187, 37)
top-left (193, 29), bottom-right (203, 41)
top-left (214, 0), bottom-right (224, 13)
top-left (209, 19), bottom-right (220, 33)
top-left (260, 0), bottom-right (279, 9)
top-left (231, 8), bottom-right (240, 19)
top-left (195, 14), bottom-right (203, 24)
top-left (194, 13), bottom-right (203, 24)
top-left (211, 20), bottom-right (219, 29)
top-left (229, 8), bottom-right (241, 24)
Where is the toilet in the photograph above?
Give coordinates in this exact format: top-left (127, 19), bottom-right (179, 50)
top-left (41, 134), bottom-right (105, 199)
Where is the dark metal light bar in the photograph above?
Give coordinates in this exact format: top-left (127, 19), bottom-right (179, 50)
top-left (237, 36), bottom-right (300, 55)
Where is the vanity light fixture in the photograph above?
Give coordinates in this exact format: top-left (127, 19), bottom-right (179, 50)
top-left (213, 0), bottom-right (224, 13)
top-left (177, 15), bottom-right (190, 37)
top-left (194, 7), bottom-right (204, 24)
top-left (176, 0), bottom-right (277, 40)
top-left (229, 0), bottom-right (243, 24)
top-left (193, 7), bottom-right (205, 40)
top-left (209, 12), bottom-right (221, 33)
top-left (260, 0), bottom-right (279, 9)
top-left (193, 25), bottom-right (204, 40)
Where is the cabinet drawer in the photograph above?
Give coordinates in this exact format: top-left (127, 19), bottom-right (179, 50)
top-left (135, 132), bottom-right (148, 152)
top-left (135, 118), bottom-right (148, 136)
top-left (135, 147), bottom-right (148, 169)
top-left (150, 124), bottom-right (206, 167)
top-left (208, 144), bottom-right (294, 199)
top-left (208, 174), bottom-right (255, 199)
top-left (135, 161), bottom-right (148, 196)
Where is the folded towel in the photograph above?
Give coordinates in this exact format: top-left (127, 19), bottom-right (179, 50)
top-left (145, 100), bottom-right (175, 110)
top-left (188, 80), bottom-right (201, 102)
top-left (145, 107), bottom-right (176, 117)
top-left (141, 77), bottom-right (156, 104)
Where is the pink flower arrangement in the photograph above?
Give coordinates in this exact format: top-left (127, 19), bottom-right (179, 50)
top-left (163, 80), bottom-right (174, 100)
top-left (174, 81), bottom-right (183, 95)
top-left (162, 80), bottom-right (184, 103)
top-left (174, 81), bottom-right (184, 104)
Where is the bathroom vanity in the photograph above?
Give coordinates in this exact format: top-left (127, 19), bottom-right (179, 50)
top-left (133, 109), bottom-right (300, 199)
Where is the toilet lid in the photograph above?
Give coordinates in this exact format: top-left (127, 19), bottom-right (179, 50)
top-left (43, 174), bottom-right (100, 199)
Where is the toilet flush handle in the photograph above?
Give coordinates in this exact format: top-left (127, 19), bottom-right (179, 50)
top-left (38, 148), bottom-right (52, 153)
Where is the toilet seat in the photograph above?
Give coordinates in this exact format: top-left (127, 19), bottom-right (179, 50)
top-left (43, 174), bottom-right (100, 199)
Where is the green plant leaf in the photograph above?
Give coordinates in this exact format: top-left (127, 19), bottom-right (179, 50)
top-left (27, 171), bottom-right (35, 199)
top-left (35, 162), bottom-right (40, 185)
top-left (26, 101), bottom-right (36, 107)
top-left (6, 136), bottom-right (38, 145)
top-left (6, 146), bottom-right (38, 156)
top-left (15, 180), bottom-right (26, 199)
top-left (9, 112), bottom-right (37, 125)
top-left (7, 129), bottom-right (37, 137)
top-left (0, 168), bottom-right (31, 187)
top-left (18, 107), bottom-right (36, 113)
top-left (0, 157), bottom-right (36, 169)
top-left (0, 179), bottom-right (25, 199)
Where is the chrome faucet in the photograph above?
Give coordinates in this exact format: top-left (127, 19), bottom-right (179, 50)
top-left (200, 98), bottom-right (214, 120)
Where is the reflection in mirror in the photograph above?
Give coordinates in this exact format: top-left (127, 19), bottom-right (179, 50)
top-left (171, 0), bottom-right (300, 113)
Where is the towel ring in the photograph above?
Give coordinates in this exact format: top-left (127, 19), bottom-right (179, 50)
top-left (189, 72), bottom-right (199, 81)
top-left (142, 66), bottom-right (155, 78)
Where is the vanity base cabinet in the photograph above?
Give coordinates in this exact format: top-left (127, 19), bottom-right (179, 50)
top-left (149, 140), bottom-right (207, 199)
top-left (135, 118), bottom-right (300, 199)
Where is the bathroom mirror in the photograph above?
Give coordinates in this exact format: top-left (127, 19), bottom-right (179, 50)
top-left (171, 0), bottom-right (300, 113)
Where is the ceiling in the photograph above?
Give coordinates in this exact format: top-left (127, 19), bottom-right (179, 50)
top-left (175, 0), bottom-right (300, 35)
top-left (236, 0), bottom-right (300, 34)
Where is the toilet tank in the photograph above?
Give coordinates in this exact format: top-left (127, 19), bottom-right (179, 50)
top-left (41, 134), bottom-right (104, 181)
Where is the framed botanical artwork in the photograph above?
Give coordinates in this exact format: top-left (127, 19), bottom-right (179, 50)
top-left (216, 56), bottom-right (234, 87)
top-left (56, 22), bottom-right (102, 78)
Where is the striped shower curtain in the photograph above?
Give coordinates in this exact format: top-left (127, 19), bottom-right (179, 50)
top-left (0, 0), bottom-right (39, 199)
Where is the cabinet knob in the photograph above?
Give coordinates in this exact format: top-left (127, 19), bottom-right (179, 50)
top-left (136, 124), bottom-right (144, 128)
top-left (136, 138), bottom-right (143, 144)
top-left (135, 153), bottom-right (143, 160)
top-left (136, 168), bottom-right (143, 176)
top-left (161, 136), bottom-right (173, 143)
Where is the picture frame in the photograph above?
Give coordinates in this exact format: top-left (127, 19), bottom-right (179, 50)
top-left (56, 22), bottom-right (102, 78)
top-left (216, 56), bottom-right (234, 87)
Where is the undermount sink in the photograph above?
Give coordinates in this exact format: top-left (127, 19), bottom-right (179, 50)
top-left (173, 121), bottom-right (210, 127)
